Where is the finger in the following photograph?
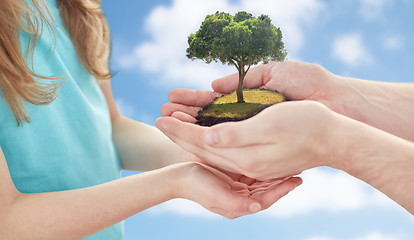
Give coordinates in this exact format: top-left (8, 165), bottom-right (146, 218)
top-left (212, 64), bottom-right (269, 93)
top-left (249, 177), bottom-right (301, 196)
top-left (210, 192), bottom-right (263, 218)
top-left (219, 170), bottom-right (242, 182)
top-left (160, 103), bottom-right (201, 117)
top-left (239, 175), bottom-right (256, 186)
top-left (252, 177), bottom-right (303, 210)
top-left (248, 176), bottom-right (292, 192)
top-left (233, 190), bottom-right (251, 197)
top-left (203, 112), bottom-right (275, 148)
top-left (197, 172), bottom-right (262, 218)
top-left (211, 72), bottom-right (238, 93)
top-left (157, 115), bottom-right (275, 176)
top-left (171, 111), bottom-right (197, 123)
top-left (202, 122), bottom-right (272, 148)
top-left (197, 163), bottom-right (237, 185)
top-left (249, 180), bottom-right (291, 195)
top-left (155, 117), bottom-right (243, 173)
top-left (168, 89), bottom-right (223, 107)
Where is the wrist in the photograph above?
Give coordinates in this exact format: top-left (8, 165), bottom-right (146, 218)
top-left (167, 162), bottom-right (199, 200)
top-left (324, 114), bottom-right (361, 171)
top-left (327, 114), bottom-right (397, 177)
top-left (143, 163), bottom-right (193, 201)
top-left (308, 102), bottom-right (348, 168)
top-left (327, 75), bottom-right (364, 119)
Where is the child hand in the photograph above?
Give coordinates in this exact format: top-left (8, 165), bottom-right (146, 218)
top-left (175, 163), bottom-right (302, 219)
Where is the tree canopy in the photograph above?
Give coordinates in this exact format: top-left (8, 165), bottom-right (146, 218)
top-left (186, 11), bottom-right (287, 103)
top-left (187, 11), bottom-right (286, 68)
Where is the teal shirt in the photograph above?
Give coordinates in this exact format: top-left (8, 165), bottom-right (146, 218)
top-left (0, 0), bottom-right (123, 239)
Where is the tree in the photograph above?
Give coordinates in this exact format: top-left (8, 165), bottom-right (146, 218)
top-left (187, 11), bottom-right (287, 103)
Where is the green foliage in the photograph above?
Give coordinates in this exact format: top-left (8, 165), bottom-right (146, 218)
top-left (187, 11), bottom-right (287, 103)
top-left (186, 11), bottom-right (287, 68)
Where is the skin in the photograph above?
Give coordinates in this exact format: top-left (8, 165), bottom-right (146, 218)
top-left (0, 80), bottom-right (302, 240)
top-left (156, 60), bottom-right (414, 215)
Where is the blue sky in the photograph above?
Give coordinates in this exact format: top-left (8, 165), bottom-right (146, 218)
top-left (101, 0), bottom-right (414, 239)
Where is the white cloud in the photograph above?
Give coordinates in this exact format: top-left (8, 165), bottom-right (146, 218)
top-left (354, 232), bottom-right (401, 240)
top-left (147, 168), bottom-right (398, 218)
top-left (359, 0), bottom-right (391, 21)
top-left (332, 33), bottom-right (373, 67)
top-left (305, 237), bottom-right (335, 240)
top-left (383, 35), bottom-right (404, 50)
top-left (115, 98), bottom-right (155, 124)
top-left (239, 0), bottom-right (324, 55)
top-left (306, 232), bottom-right (402, 240)
top-left (114, 0), bottom-right (324, 90)
top-left (262, 168), bottom-right (396, 218)
top-left (116, 98), bottom-right (136, 119)
top-left (148, 198), bottom-right (218, 218)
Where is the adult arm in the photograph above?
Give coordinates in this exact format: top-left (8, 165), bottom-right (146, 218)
top-left (335, 77), bottom-right (414, 142)
top-left (156, 100), bottom-right (414, 214)
top-left (157, 60), bottom-right (414, 214)
top-left (333, 105), bottom-right (414, 214)
top-left (163, 61), bottom-right (414, 142)
top-left (211, 60), bottom-right (414, 141)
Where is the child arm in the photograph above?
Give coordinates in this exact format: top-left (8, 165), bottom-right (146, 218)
top-left (99, 80), bottom-right (197, 171)
top-left (0, 146), bottom-right (300, 239)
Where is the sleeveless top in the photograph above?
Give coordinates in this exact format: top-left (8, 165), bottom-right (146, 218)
top-left (0, 0), bottom-right (123, 239)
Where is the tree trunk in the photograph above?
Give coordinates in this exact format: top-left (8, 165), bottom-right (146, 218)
top-left (236, 68), bottom-right (245, 103)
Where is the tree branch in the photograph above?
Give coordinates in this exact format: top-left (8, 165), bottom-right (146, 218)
top-left (230, 58), bottom-right (240, 70)
top-left (246, 64), bottom-right (251, 73)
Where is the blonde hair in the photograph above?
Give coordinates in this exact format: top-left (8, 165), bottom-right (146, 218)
top-left (0, 0), bottom-right (111, 125)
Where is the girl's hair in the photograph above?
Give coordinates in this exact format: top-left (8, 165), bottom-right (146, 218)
top-left (0, 0), bottom-right (111, 125)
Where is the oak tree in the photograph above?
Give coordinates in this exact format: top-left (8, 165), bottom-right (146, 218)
top-left (187, 11), bottom-right (287, 103)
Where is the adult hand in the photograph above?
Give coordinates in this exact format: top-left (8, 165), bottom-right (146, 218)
top-left (160, 60), bottom-right (347, 123)
top-left (177, 162), bottom-right (302, 219)
top-left (158, 60), bottom-right (414, 215)
top-left (163, 60), bottom-right (414, 142)
top-left (212, 60), bottom-right (348, 114)
top-left (157, 100), bottom-right (339, 180)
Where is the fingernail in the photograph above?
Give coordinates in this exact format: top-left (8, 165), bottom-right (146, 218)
top-left (290, 181), bottom-right (302, 192)
top-left (249, 202), bottom-right (261, 213)
top-left (204, 130), bottom-right (218, 145)
top-left (156, 121), bottom-right (165, 132)
top-left (295, 180), bottom-right (303, 188)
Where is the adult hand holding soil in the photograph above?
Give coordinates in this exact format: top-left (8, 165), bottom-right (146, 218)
top-left (157, 100), bottom-right (337, 180)
top-left (158, 60), bottom-right (414, 214)
top-left (156, 100), bottom-right (414, 214)
top-left (160, 60), bottom-right (340, 124)
top-left (163, 60), bottom-right (414, 141)
top-left (212, 60), bottom-right (414, 141)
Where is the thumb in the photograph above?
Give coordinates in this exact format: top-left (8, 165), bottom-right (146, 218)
top-left (212, 63), bottom-right (269, 93)
top-left (212, 73), bottom-right (239, 93)
top-left (209, 191), bottom-right (262, 219)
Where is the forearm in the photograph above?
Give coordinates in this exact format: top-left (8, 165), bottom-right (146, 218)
top-left (112, 116), bottom-right (195, 171)
top-left (2, 164), bottom-right (181, 240)
top-left (339, 77), bottom-right (414, 141)
top-left (331, 115), bottom-right (414, 214)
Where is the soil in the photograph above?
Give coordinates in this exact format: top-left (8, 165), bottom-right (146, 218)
top-left (196, 88), bottom-right (287, 126)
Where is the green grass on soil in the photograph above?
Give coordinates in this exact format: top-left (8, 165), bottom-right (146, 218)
top-left (196, 89), bottom-right (286, 126)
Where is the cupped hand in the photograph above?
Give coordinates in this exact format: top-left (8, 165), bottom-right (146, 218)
top-left (157, 100), bottom-right (340, 180)
top-left (178, 162), bottom-right (302, 219)
top-left (160, 60), bottom-right (347, 122)
top-left (212, 60), bottom-right (345, 113)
